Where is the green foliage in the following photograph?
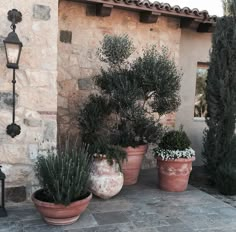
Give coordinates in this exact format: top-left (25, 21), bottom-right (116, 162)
top-left (111, 109), bottom-right (164, 147)
top-left (94, 145), bottom-right (127, 170)
top-left (132, 47), bottom-right (181, 115)
top-left (158, 126), bottom-right (191, 151)
top-left (215, 161), bottom-right (236, 195)
top-left (34, 142), bottom-right (91, 206)
top-left (78, 94), bottom-right (112, 145)
top-left (79, 34), bottom-right (181, 157)
top-left (202, 2), bottom-right (236, 192)
top-left (97, 34), bottom-right (134, 68)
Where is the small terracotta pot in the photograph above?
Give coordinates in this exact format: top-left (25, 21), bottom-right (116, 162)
top-left (89, 157), bottom-right (124, 199)
top-left (122, 144), bottom-right (148, 185)
top-left (32, 190), bottom-right (92, 225)
top-left (157, 157), bottom-right (195, 192)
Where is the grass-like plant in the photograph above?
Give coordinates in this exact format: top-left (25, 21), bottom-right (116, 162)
top-left (34, 142), bottom-right (91, 206)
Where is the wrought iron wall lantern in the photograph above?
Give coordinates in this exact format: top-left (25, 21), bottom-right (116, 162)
top-left (0, 166), bottom-right (7, 217)
top-left (3, 9), bottom-right (23, 138)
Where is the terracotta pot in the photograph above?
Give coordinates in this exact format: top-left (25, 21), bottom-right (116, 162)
top-left (89, 157), bottom-right (124, 199)
top-left (122, 144), bottom-right (148, 185)
top-left (32, 190), bottom-right (92, 225)
top-left (157, 157), bottom-right (195, 192)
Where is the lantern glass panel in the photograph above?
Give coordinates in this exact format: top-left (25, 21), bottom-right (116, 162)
top-left (5, 42), bottom-right (21, 65)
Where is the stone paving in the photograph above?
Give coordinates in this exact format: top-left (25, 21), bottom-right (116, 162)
top-left (1, 169), bottom-right (236, 232)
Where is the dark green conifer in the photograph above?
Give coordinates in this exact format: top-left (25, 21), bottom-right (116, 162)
top-left (202, 0), bottom-right (236, 194)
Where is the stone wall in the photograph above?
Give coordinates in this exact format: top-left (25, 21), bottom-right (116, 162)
top-left (58, 0), bottom-right (181, 169)
top-left (0, 0), bottom-right (58, 198)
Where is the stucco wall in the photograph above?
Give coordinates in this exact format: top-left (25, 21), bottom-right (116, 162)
top-left (0, 0), bottom-right (58, 197)
top-left (176, 29), bottom-right (212, 166)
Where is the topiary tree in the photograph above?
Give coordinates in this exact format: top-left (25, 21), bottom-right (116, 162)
top-left (78, 34), bottom-right (182, 164)
top-left (202, 0), bottom-right (236, 194)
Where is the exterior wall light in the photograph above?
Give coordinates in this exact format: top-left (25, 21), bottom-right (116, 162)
top-left (0, 166), bottom-right (7, 217)
top-left (3, 9), bottom-right (23, 138)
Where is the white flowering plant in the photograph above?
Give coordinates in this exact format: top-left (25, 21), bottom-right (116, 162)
top-left (154, 147), bottom-right (195, 160)
top-left (153, 126), bottom-right (195, 160)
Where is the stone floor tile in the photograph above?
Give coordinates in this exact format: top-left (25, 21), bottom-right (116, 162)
top-left (2, 169), bottom-right (236, 232)
top-left (178, 214), bottom-right (224, 230)
top-left (125, 212), bottom-right (169, 228)
top-left (118, 222), bottom-right (160, 232)
top-left (82, 225), bottom-right (120, 232)
top-left (157, 223), bottom-right (195, 232)
top-left (213, 207), bottom-right (236, 217)
top-left (92, 211), bottom-right (129, 225)
top-left (89, 200), bottom-right (132, 213)
top-left (7, 208), bottom-right (41, 221)
top-left (62, 210), bottom-right (97, 230)
top-left (0, 221), bottom-right (23, 232)
top-left (194, 228), bottom-right (236, 232)
top-left (23, 224), bottom-right (64, 232)
top-left (21, 218), bottom-right (46, 227)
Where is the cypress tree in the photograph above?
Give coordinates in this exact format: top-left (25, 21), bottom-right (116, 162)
top-left (202, 0), bottom-right (236, 194)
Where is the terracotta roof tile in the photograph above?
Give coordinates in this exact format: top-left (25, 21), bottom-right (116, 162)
top-left (73, 0), bottom-right (217, 25)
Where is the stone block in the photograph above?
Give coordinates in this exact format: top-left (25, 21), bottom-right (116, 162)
top-left (60, 30), bottom-right (72, 44)
top-left (23, 110), bottom-right (42, 127)
top-left (0, 92), bottom-right (18, 109)
top-left (24, 118), bottom-right (42, 127)
top-left (43, 120), bottom-right (57, 141)
top-left (28, 144), bottom-right (39, 160)
top-left (2, 164), bottom-right (33, 187)
top-left (0, 35), bottom-right (5, 47)
top-left (78, 78), bottom-right (93, 90)
top-left (0, 144), bottom-right (30, 165)
top-left (6, 186), bottom-right (26, 202)
top-left (33, 4), bottom-right (51, 21)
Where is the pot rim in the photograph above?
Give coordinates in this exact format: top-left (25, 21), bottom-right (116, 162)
top-left (32, 189), bottom-right (92, 209)
top-left (156, 156), bottom-right (195, 162)
top-left (123, 144), bottom-right (148, 150)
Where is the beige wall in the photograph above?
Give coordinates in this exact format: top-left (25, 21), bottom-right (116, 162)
top-left (176, 29), bottom-right (212, 166)
top-left (0, 0), bottom-right (58, 195)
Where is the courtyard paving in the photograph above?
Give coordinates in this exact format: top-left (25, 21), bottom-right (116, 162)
top-left (1, 169), bottom-right (236, 232)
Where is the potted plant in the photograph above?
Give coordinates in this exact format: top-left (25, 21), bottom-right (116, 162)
top-left (78, 34), bottom-right (182, 186)
top-left (154, 126), bottom-right (195, 192)
top-left (32, 142), bottom-right (92, 225)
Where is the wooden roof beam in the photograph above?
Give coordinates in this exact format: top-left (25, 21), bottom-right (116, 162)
top-left (96, 3), bottom-right (113, 17)
top-left (140, 11), bottom-right (161, 24)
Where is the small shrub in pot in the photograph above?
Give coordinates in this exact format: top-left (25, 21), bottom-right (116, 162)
top-left (154, 126), bottom-right (195, 192)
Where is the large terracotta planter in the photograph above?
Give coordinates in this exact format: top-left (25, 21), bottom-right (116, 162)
top-left (32, 190), bottom-right (92, 225)
top-left (89, 157), bottom-right (124, 199)
top-left (157, 157), bottom-right (195, 192)
top-left (122, 144), bottom-right (148, 185)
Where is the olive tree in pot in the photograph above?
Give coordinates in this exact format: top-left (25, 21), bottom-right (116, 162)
top-left (154, 126), bottom-right (195, 192)
top-left (79, 95), bottom-right (126, 199)
top-left (32, 142), bottom-right (92, 225)
top-left (79, 34), bottom-right (182, 186)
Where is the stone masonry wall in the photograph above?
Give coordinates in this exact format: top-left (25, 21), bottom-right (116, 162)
top-left (0, 0), bottom-right (58, 198)
top-left (58, 1), bottom-right (181, 168)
